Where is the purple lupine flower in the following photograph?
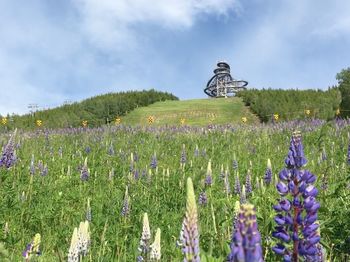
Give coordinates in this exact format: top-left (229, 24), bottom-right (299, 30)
top-left (264, 159), bottom-right (272, 185)
top-left (272, 131), bottom-right (321, 262)
top-left (204, 175), bottom-right (212, 187)
top-left (227, 203), bottom-right (263, 262)
top-left (234, 173), bottom-right (241, 195)
top-left (22, 243), bottom-right (32, 259)
top-left (121, 197), bottom-right (129, 217)
top-left (232, 159), bottom-right (238, 170)
top-left (22, 233), bottom-right (41, 259)
top-left (80, 158), bottom-right (89, 181)
top-left (40, 164), bottom-right (48, 176)
top-left (133, 152), bottom-right (139, 162)
top-left (37, 160), bottom-right (43, 172)
top-left (150, 154), bottom-right (157, 169)
top-left (320, 174), bottom-right (328, 191)
top-left (304, 243), bottom-right (326, 262)
top-left (121, 186), bottom-right (129, 217)
top-left (284, 132), bottom-right (307, 168)
top-left (245, 170), bottom-right (252, 195)
top-left (108, 145), bottom-right (115, 155)
top-left (205, 160), bottom-right (213, 188)
top-left (348, 143), bottom-right (350, 165)
top-left (182, 177), bottom-right (200, 261)
top-left (85, 146), bottom-right (91, 154)
top-left (198, 191), bottom-right (207, 206)
top-left (133, 169), bottom-right (140, 180)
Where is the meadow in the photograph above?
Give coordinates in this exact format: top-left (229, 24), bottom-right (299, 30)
top-left (0, 119), bottom-right (349, 261)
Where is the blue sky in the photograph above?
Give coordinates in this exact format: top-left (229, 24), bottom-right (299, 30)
top-left (1, 0), bottom-right (350, 115)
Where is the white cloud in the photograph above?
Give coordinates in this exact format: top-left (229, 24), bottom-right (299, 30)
top-left (0, 0), bottom-right (239, 115)
top-left (230, 0), bottom-right (350, 89)
top-left (73, 0), bottom-right (239, 50)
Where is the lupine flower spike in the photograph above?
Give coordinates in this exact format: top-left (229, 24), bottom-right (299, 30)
top-left (68, 228), bottom-right (79, 262)
top-left (80, 157), bottom-right (89, 181)
top-left (138, 213), bottom-right (151, 258)
top-left (234, 173), bottom-right (241, 195)
top-left (121, 186), bottom-right (130, 217)
top-left (198, 191), bottom-right (208, 206)
top-left (205, 160), bottom-right (212, 187)
top-left (227, 203), bottom-right (263, 262)
top-left (68, 221), bottom-right (90, 262)
top-left (78, 221), bottom-right (90, 256)
top-left (182, 177), bottom-right (200, 261)
top-left (150, 153), bottom-right (157, 169)
top-left (22, 233), bottom-right (41, 260)
top-left (272, 131), bottom-right (321, 262)
top-left (245, 170), bottom-right (252, 195)
top-left (0, 128), bottom-right (17, 169)
top-left (264, 159), bottom-right (272, 185)
top-left (232, 200), bottom-right (241, 231)
top-left (150, 228), bottom-right (161, 261)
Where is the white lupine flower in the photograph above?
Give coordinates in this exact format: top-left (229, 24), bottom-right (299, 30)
top-left (68, 228), bottom-right (79, 262)
top-left (150, 228), bottom-right (161, 260)
top-left (68, 221), bottom-right (90, 262)
top-left (141, 213), bottom-right (151, 242)
top-left (78, 221), bottom-right (90, 256)
top-left (138, 213), bottom-right (151, 253)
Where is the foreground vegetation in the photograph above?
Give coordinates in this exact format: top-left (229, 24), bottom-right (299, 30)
top-left (0, 119), bottom-right (349, 261)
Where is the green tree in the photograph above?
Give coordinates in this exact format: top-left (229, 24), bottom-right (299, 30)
top-left (337, 67), bottom-right (350, 118)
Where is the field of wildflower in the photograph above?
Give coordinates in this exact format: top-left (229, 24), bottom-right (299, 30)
top-left (0, 119), bottom-right (350, 261)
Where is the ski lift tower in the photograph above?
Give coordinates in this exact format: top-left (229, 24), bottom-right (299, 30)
top-left (204, 61), bottom-right (248, 98)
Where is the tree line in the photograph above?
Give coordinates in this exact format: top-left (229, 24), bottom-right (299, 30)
top-left (0, 89), bottom-right (178, 130)
top-left (237, 88), bottom-right (341, 122)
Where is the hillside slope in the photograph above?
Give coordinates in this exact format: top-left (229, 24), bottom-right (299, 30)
top-left (121, 97), bottom-right (259, 126)
top-left (1, 89), bottom-right (178, 130)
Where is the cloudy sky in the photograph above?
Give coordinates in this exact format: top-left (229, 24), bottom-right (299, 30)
top-left (1, 0), bottom-right (349, 115)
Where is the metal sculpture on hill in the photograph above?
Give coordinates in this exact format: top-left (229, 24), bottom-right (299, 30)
top-left (204, 61), bottom-right (248, 97)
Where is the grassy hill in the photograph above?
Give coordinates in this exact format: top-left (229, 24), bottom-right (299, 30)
top-left (121, 97), bottom-right (259, 126)
top-left (0, 89), bottom-right (178, 130)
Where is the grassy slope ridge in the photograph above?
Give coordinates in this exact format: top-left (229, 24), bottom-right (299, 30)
top-left (1, 89), bottom-right (178, 130)
top-left (122, 97), bottom-right (259, 126)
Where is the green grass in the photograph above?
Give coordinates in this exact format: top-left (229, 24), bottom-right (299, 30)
top-left (1, 121), bottom-right (350, 261)
top-left (122, 97), bottom-right (259, 126)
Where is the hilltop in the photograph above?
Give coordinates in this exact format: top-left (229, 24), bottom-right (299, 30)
top-left (121, 97), bottom-right (259, 126)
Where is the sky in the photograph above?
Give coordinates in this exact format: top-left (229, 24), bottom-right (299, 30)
top-left (1, 0), bottom-right (350, 116)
